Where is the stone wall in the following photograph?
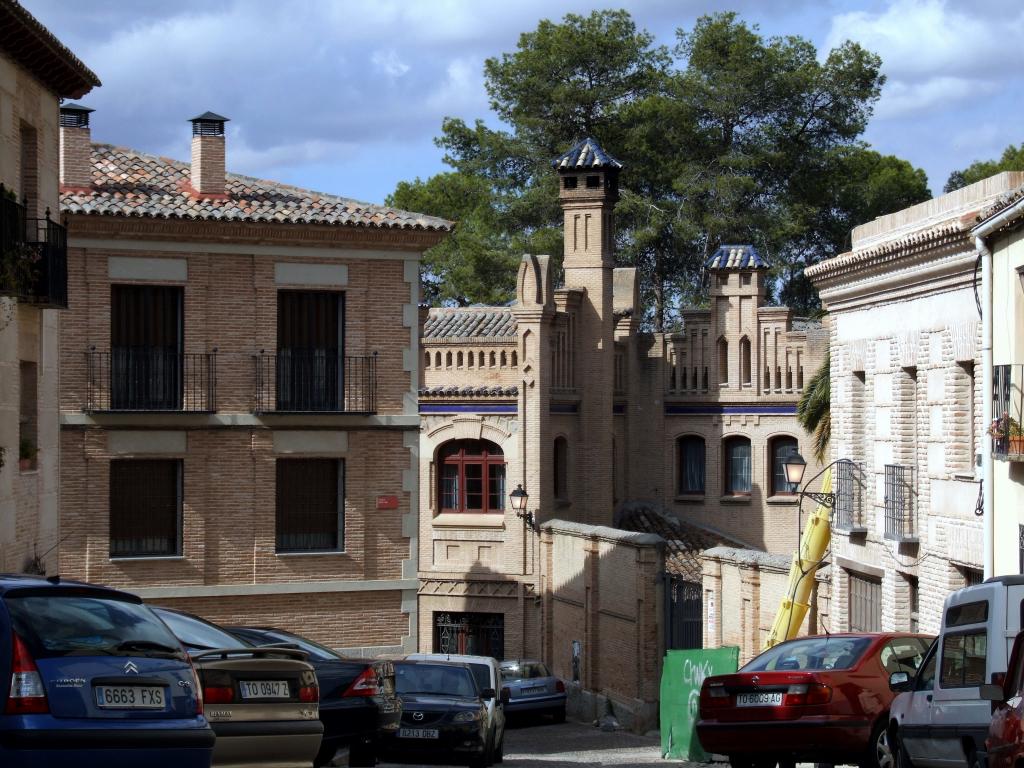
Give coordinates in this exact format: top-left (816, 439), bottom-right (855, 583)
top-left (540, 520), bottom-right (664, 733)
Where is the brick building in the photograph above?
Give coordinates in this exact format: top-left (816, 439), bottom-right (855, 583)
top-left (56, 106), bottom-right (450, 655)
top-left (0, 0), bottom-right (98, 573)
top-left (416, 139), bottom-right (827, 661)
top-left (804, 176), bottom-right (1024, 634)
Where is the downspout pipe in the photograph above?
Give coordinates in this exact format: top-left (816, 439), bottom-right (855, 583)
top-left (973, 196), bottom-right (1024, 579)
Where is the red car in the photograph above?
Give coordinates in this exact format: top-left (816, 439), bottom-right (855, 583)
top-left (984, 630), bottom-right (1024, 768)
top-left (697, 633), bottom-right (933, 768)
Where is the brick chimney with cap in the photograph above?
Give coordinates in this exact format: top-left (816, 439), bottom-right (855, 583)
top-left (189, 111), bottom-right (229, 198)
top-left (59, 102), bottom-right (94, 190)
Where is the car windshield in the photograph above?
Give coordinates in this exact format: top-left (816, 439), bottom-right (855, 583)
top-left (154, 608), bottom-right (247, 652)
top-left (5, 593), bottom-right (185, 659)
top-left (742, 636), bottom-right (873, 672)
top-left (396, 663), bottom-right (478, 697)
top-left (240, 629), bottom-right (342, 662)
top-left (501, 662), bottom-right (550, 681)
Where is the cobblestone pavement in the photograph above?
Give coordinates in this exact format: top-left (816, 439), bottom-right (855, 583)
top-left (374, 718), bottom-right (703, 768)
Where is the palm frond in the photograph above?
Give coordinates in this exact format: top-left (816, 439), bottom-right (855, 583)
top-left (796, 349), bottom-right (831, 463)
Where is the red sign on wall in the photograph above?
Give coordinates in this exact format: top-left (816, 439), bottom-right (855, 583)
top-left (376, 495), bottom-right (400, 510)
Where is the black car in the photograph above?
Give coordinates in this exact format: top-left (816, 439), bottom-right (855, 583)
top-left (379, 660), bottom-right (492, 768)
top-left (227, 625), bottom-right (399, 768)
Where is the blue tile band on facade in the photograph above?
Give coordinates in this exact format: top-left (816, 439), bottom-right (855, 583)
top-left (665, 404), bottom-right (798, 416)
top-left (419, 404), bottom-right (517, 414)
top-left (550, 403), bottom-right (579, 414)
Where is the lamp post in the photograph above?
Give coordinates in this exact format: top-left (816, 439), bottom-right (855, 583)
top-left (782, 452), bottom-right (835, 509)
top-left (509, 484), bottom-right (538, 532)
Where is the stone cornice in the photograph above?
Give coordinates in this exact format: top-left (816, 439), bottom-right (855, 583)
top-left (64, 213), bottom-right (446, 251)
top-left (806, 221), bottom-right (970, 287)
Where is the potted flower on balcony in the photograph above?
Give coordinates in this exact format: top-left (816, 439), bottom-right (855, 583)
top-left (989, 412), bottom-right (1024, 456)
top-left (18, 437), bottom-right (37, 471)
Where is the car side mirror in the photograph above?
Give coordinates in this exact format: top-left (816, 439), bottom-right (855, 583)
top-left (480, 687), bottom-right (495, 701)
top-left (889, 671), bottom-right (912, 693)
top-left (500, 686), bottom-right (511, 704)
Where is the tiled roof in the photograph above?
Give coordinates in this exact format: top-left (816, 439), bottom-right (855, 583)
top-left (976, 184), bottom-right (1024, 226)
top-left (422, 309), bottom-right (517, 339)
top-left (60, 144), bottom-right (453, 232)
top-left (705, 244), bottom-right (769, 270)
top-left (552, 137), bottom-right (623, 171)
top-left (419, 386), bottom-right (519, 398)
top-left (1, 0), bottom-right (100, 98)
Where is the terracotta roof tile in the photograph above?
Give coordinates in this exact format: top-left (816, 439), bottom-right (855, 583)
top-left (60, 144), bottom-right (453, 232)
top-left (422, 308), bottom-right (517, 339)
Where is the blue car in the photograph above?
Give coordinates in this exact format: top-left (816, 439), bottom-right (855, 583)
top-left (0, 574), bottom-right (214, 768)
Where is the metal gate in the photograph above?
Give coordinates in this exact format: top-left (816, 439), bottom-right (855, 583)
top-left (433, 612), bottom-right (504, 659)
top-left (665, 577), bottom-right (703, 649)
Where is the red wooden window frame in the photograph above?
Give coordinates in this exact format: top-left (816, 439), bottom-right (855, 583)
top-left (438, 440), bottom-right (505, 514)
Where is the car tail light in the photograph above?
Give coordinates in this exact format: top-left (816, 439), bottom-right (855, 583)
top-left (343, 667), bottom-right (380, 698)
top-left (5, 632), bottom-right (48, 715)
top-left (299, 684), bottom-right (319, 703)
top-left (189, 659), bottom-right (203, 716)
top-left (203, 685), bottom-right (235, 704)
top-left (706, 682), bottom-right (729, 698)
top-left (700, 681), bottom-right (731, 711)
top-left (555, 680), bottom-right (565, 694)
top-left (783, 682), bottom-right (832, 706)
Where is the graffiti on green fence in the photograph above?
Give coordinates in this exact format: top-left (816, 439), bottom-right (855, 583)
top-left (660, 646), bottom-right (739, 761)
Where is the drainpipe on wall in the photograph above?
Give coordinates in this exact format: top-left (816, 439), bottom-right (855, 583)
top-left (973, 196), bottom-right (1024, 579)
top-left (976, 235), bottom-right (994, 580)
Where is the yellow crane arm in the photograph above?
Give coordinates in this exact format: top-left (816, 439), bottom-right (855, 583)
top-left (763, 468), bottom-right (833, 649)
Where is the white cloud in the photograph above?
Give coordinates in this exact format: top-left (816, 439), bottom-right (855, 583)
top-left (874, 76), bottom-right (997, 119)
top-left (371, 50), bottom-right (411, 79)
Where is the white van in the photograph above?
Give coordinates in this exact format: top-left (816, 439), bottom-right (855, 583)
top-left (889, 576), bottom-right (1024, 768)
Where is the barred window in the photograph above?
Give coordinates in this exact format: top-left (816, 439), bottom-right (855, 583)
top-left (848, 572), bottom-right (881, 633)
top-left (276, 459), bottom-right (344, 552)
top-left (110, 459), bottom-right (182, 558)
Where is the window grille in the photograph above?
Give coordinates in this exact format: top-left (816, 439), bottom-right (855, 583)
top-left (884, 464), bottom-right (915, 540)
top-left (848, 573), bottom-right (881, 633)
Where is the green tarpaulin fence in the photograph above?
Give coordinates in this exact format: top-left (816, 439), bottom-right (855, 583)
top-left (660, 646), bottom-right (739, 761)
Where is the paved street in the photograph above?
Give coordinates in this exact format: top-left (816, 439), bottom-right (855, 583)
top-left (369, 719), bottom-right (702, 768)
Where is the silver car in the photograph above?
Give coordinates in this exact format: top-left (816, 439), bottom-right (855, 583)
top-left (499, 660), bottom-right (566, 722)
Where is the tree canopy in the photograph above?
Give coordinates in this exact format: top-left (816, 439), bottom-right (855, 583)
top-left (945, 141), bottom-right (1024, 193)
top-left (390, 10), bottom-right (932, 326)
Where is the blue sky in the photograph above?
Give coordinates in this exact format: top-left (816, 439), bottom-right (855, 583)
top-left (26, 0), bottom-right (1024, 206)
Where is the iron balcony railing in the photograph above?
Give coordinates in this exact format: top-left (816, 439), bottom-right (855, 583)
top-left (23, 213), bottom-right (68, 308)
top-left (86, 348), bottom-right (217, 413)
top-left (993, 364), bottom-right (1024, 460)
top-left (883, 463), bottom-right (917, 542)
top-left (255, 350), bottom-right (377, 414)
top-left (833, 459), bottom-right (866, 532)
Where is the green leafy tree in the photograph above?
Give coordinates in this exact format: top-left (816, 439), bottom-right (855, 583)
top-left (397, 10), bottom-right (930, 325)
top-left (945, 142), bottom-right (1024, 193)
top-left (797, 349), bottom-right (831, 463)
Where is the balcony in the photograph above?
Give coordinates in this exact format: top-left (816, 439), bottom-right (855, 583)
top-left (993, 364), bottom-right (1024, 461)
top-left (0, 187), bottom-right (68, 308)
top-left (86, 349), bottom-right (217, 413)
top-left (255, 351), bottom-right (377, 414)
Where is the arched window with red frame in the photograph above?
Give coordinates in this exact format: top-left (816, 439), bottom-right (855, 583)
top-left (438, 439), bottom-right (506, 514)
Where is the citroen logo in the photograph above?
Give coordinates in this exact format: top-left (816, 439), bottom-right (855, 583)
top-left (751, 675), bottom-right (759, 688)
top-left (413, 712), bottom-right (424, 721)
top-left (124, 661), bottom-right (139, 675)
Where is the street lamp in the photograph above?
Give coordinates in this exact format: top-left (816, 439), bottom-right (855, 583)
top-left (782, 452), bottom-right (836, 509)
top-left (509, 484), bottom-right (538, 532)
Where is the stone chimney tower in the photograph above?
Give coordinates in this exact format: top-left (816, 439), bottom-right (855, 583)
top-left (188, 111), bottom-right (229, 197)
top-left (552, 138), bottom-right (621, 526)
top-left (59, 102), bottom-right (94, 190)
